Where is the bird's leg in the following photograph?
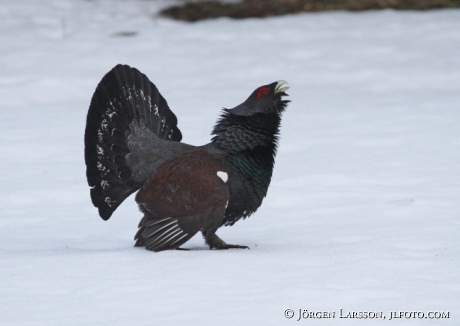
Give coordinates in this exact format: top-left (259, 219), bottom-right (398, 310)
top-left (204, 233), bottom-right (249, 250)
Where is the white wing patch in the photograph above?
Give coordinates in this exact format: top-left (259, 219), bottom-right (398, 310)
top-left (217, 171), bottom-right (228, 183)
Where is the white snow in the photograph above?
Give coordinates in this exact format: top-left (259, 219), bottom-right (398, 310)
top-left (1, 0), bottom-right (459, 325)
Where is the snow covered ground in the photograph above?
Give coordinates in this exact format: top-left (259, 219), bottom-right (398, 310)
top-left (1, 0), bottom-right (459, 325)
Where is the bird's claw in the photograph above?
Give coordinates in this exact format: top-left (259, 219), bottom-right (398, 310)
top-left (205, 233), bottom-right (249, 250)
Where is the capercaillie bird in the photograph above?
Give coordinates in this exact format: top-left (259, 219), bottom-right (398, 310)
top-left (84, 64), bottom-right (290, 252)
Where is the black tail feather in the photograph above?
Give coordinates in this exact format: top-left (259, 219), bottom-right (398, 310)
top-left (85, 64), bottom-right (182, 220)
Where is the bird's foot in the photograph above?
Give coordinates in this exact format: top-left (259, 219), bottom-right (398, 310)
top-left (205, 234), bottom-right (249, 250)
top-left (175, 247), bottom-right (190, 251)
top-left (219, 244), bottom-right (249, 250)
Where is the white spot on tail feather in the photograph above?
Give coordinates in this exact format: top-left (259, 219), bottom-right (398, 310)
top-left (101, 180), bottom-right (109, 189)
top-left (97, 162), bottom-right (109, 172)
top-left (101, 119), bottom-right (108, 131)
top-left (217, 171), bottom-right (228, 183)
top-left (105, 197), bottom-right (114, 207)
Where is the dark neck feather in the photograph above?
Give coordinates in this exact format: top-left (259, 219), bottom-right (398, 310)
top-left (211, 110), bottom-right (281, 156)
top-left (212, 98), bottom-right (289, 225)
top-left (211, 111), bottom-right (283, 198)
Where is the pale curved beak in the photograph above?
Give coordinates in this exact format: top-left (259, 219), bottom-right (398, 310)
top-left (275, 80), bottom-right (289, 94)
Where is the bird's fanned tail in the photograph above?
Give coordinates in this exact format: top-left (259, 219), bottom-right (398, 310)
top-left (84, 64), bottom-right (183, 220)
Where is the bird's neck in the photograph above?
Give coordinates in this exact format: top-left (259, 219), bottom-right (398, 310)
top-left (211, 111), bottom-right (281, 189)
top-left (211, 111), bottom-right (281, 154)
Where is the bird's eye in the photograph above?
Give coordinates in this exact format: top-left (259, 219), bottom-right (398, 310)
top-left (256, 87), bottom-right (269, 99)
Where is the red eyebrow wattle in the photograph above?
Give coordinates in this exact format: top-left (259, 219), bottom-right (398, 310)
top-left (256, 87), bottom-right (269, 99)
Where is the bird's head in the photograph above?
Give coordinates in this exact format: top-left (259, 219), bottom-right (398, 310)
top-left (211, 80), bottom-right (290, 151)
top-left (226, 80), bottom-right (290, 117)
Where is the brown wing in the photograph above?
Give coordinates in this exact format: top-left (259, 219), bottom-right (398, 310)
top-left (135, 149), bottom-right (229, 251)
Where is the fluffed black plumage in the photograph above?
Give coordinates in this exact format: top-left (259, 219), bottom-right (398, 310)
top-left (84, 64), bottom-right (290, 251)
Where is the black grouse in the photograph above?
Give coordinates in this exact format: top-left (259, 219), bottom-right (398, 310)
top-left (84, 64), bottom-right (290, 252)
